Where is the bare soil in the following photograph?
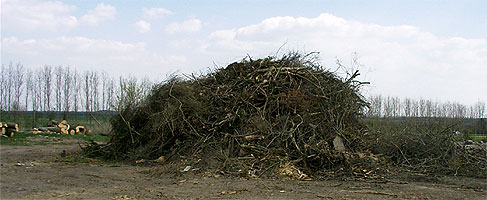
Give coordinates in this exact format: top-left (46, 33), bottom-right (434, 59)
top-left (1, 136), bottom-right (486, 199)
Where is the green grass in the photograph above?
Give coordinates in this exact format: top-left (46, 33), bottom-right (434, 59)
top-left (38, 132), bottom-right (110, 142)
top-left (0, 132), bottom-right (109, 146)
top-left (0, 133), bottom-right (33, 145)
top-left (469, 135), bottom-right (487, 142)
top-left (454, 134), bottom-right (487, 142)
top-left (1, 111), bottom-right (112, 131)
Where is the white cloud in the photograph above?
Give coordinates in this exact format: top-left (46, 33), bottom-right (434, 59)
top-left (80, 3), bottom-right (116, 25)
top-left (1, 0), bottom-right (78, 31)
top-left (210, 30), bottom-right (237, 40)
top-left (165, 19), bottom-right (202, 34)
top-left (135, 20), bottom-right (151, 33)
top-left (2, 10), bottom-right (485, 105)
top-left (142, 7), bottom-right (173, 19)
top-left (204, 13), bottom-right (487, 104)
top-left (1, 36), bottom-right (187, 78)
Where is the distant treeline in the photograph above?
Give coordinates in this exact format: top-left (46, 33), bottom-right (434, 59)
top-left (0, 62), bottom-right (153, 117)
top-left (364, 116), bottom-right (486, 135)
top-left (366, 95), bottom-right (486, 119)
top-left (2, 63), bottom-right (485, 121)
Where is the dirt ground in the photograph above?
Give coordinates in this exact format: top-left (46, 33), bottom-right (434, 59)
top-left (1, 136), bottom-right (486, 200)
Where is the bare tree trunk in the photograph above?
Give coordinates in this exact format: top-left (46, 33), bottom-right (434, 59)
top-left (43, 65), bottom-right (52, 112)
top-left (4, 63), bottom-right (15, 121)
top-left (32, 109), bottom-right (37, 129)
top-left (83, 71), bottom-right (91, 125)
top-left (0, 64), bottom-right (6, 121)
top-left (101, 71), bottom-right (108, 111)
top-left (72, 69), bottom-right (79, 121)
top-left (7, 63), bottom-right (14, 113)
top-left (13, 63), bottom-right (25, 122)
top-left (63, 66), bottom-right (72, 120)
top-left (91, 71), bottom-right (99, 124)
top-left (31, 71), bottom-right (41, 128)
top-left (24, 68), bottom-right (33, 125)
top-left (55, 65), bottom-right (63, 114)
top-left (403, 97), bottom-right (411, 117)
top-left (475, 101), bottom-right (486, 118)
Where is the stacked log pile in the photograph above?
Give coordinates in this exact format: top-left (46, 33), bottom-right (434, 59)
top-left (1, 122), bottom-right (19, 137)
top-left (1, 120), bottom-right (87, 136)
top-left (35, 120), bottom-right (86, 135)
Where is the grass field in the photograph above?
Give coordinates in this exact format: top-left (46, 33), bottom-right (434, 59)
top-left (1, 111), bottom-right (112, 131)
top-left (468, 135), bottom-right (487, 142)
top-left (451, 133), bottom-right (487, 142)
top-left (0, 132), bottom-right (109, 146)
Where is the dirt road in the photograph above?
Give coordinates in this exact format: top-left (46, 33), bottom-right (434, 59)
top-left (1, 136), bottom-right (486, 199)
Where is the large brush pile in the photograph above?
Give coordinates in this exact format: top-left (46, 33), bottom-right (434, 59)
top-left (89, 53), bottom-right (373, 177)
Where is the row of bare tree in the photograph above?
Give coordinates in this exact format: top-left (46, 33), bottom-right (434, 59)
top-left (366, 95), bottom-right (486, 119)
top-left (0, 63), bottom-right (153, 120)
top-left (2, 63), bottom-right (485, 120)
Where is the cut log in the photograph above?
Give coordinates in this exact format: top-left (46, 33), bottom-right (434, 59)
top-left (59, 126), bottom-right (68, 134)
top-left (62, 123), bottom-right (70, 130)
top-left (30, 128), bottom-right (41, 134)
top-left (75, 126), bottom-right (87, 135)
top-left (50, 120), bottom-right (68, 127)
top-left (49, 120), bottom-right (59, 127)
top-left (37, 127), bottom-right (48, 132)
top-left (6, 131), bottom-right (14, 137)
top-left (46, 119), bottom-right (70, 134)
top-left (37, 120), bottom-right (86, 135)
top-left (61, 124), bottom-right (70, 135)
top-left (60, 127), bottom-right (69, 135)
top-left (58, 120), bottom-right (69, 129)
top-left (2, 122), bottom-right (19, 137)
top-left (1, 122), bottom-right (4, 136)
top-left (38, 127), bottom-right (62, 134)
top-left (34, 129), bottom-right (42, 134)
top-left (59, 120), bottom-right (68, 125)
top-left (5, 127), bottom-right (16, 137)
top-left (68, 126), bottom-right (76, 133)
top-left (4, 122), bottom-right (19, 131)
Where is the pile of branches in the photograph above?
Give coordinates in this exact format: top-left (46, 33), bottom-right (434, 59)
top-left (86, 53), bottom-right (373, 177)
top-left (367, 118), bottom-right (487, 177)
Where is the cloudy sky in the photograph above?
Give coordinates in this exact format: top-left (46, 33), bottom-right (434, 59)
top-left (1, 0), bottom-right (486, 105)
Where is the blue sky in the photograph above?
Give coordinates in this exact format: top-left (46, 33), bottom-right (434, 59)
top-left (1, 0), bottom-right (486, 104)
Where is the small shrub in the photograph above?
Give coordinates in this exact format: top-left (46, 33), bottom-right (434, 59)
top-left (366, 117), bottom-right (487, 177)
